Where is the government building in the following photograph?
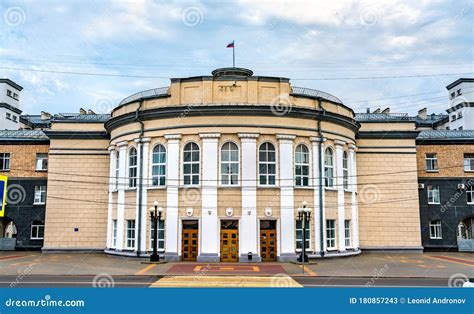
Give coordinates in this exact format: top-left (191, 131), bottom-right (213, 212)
top-left (34, 67), bottom-right (429, 262)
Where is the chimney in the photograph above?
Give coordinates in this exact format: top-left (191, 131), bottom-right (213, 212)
top-left (87, 109), bottom-right (96, 114)
top-left (40, 111), bottom-right (51, 120)
top-left (381, 107), bottom-right (390, 114)
top-left (366, 108), bottom-right (370, 113)
top-left (373, 108), bottom-right (381, 113)
top-left (418, 108), bottom-right (427, 120)
top-left (79, 108), bottom-right (87, 114)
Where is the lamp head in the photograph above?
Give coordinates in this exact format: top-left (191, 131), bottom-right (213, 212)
top-left (302, 200), bottom-right (308, 207)
top-left (153, 201), bottom-right (159, 207)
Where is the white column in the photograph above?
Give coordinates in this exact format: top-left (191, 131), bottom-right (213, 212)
top-left (310, 137), bottom-right (321, 254)
top-left (198, 133), bottom-right (220, 262)
top-left (116, 141), bottom-right (128, 251)
top-left (335, 140), bottom-right (346, 252)
top-left (164, 134), bottom-right (181, 260)
top-left (320, 140), bottom-right (327, 252)
top-left (106, 145), bottom-right (116, 249)
top-left (349, 144), bottom-right (359, 249)
top-left (277, 134), bottom-right (297, 262)
top-left (238, 133), bottom-right (259, 262)
top-left (133, 137), bottom-right (150, 254)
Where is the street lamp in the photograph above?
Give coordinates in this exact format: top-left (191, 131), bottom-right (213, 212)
top-left (149, 201), bottom-right (163, 262)
top-left (297, 200), bottom-right (312, 263)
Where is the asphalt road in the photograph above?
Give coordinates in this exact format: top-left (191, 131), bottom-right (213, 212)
top-left (0, 275), bottom-right (451, 287)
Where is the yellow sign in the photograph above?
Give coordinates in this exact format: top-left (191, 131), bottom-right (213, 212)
top-left (0, 175), bottom-right (7, 217)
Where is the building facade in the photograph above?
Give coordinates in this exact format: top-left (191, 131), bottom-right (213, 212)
top-left (446, 78), bottom-right (474, 131)
top-left (0, 79), bottom-right (23, 130)
top-left (0, 130), bottom-right (49, 250)
top-left (41, 68), bottom-right (425, 261)
top-left (416, 130), bottom-right (474, 251)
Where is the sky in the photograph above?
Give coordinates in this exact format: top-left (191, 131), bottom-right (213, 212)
top-left (0, 0), bottom-right (473, 116)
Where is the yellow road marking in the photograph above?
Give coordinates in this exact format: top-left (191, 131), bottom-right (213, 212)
top-left (219, 267), bottom-right (235, 270)
top-left (427, 256), bottom-right (474, 267)
top-left (135, 263), bottom-right (157, 275)
top-left (0, 255), bottom-right (35, 263)
top-left (151, 275), bottom-right (302, 288)
top-left (194, 266), bottom-right (203, 272)
top-left (303, 265), bottom-right (316, 276)
top-left (252, 266), bottom-right (259, 272)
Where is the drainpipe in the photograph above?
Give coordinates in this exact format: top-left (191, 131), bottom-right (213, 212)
top-left (317, 99), bottom-right (325, 258)
top-left (135, 100), bottom-right (145, 257)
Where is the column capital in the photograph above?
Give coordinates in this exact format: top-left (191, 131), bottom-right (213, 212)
top-left (348, 143), bottom-right (357, 150)
top-left (117, 141), bottom-right (128, 149)
top-left (310, 136), bottom-right (326, 143)
top-left (199, 133), bottom-right (221, 139)
top-left (134, 137), bottom-right (151, 143)
top-left (108, 145), bottom-right (116, 152)
top-left (238, 133), bottom-right (259, 139)
top-left (164, 134), bottom-right (182, 140)
top-left (334, 139), bottom-right (346, 147)
top-left (276, 134), bottom-right (296, 141)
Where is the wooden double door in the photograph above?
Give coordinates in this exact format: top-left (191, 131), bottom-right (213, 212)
top-left (182, 220), bottom-right (198, 261)
top-left (220, 220), bottom-right (239, 262)
top-left (260, 220), bottom-right (277, 261)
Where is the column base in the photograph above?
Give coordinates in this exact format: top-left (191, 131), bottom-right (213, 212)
top-left (239, 254), bottom-right (262, 263)
top-left (278, 253), bottom-right (298, 262)
top-left (163, 252), bottom-right (181, 262)
top-left (197, 253), bottom-right (220, 262)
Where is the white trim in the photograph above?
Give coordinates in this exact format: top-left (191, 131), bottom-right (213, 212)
top-left (182, 141), bottom-right (201, 187)
top-left (258, 141), bottom-right (278, 187)
top-left (219, 141), bottom-right (240, 187)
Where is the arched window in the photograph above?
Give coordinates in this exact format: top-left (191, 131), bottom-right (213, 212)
top-left (324, 147), bottom-right (334, 188)
top-left (128, 147), bottom-right (138, 188)
top-left (115, 151), bottom-right (119, 190)
top-left (221, 142), bottom-right (239, 185)
top-left (183, 142), bottom-right (200, 185)
top-left (259, 142), bottom-right (276, 185)
top-left (152, 144), bottom-right (166, 186)
top-left (342, 151), bottom-right (349, 189)
top-left (295, 144), bottom-right (309, 187)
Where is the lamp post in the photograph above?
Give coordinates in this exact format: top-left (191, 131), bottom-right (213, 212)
top-left (149, 201), bottom-right (163, 262)
top-left (297, 201), bottom-right (312, 263)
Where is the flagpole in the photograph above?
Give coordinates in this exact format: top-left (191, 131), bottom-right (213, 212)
top-left (232, 41), bottom-right (235, 68)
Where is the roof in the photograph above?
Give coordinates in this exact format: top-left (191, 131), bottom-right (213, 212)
top-left (0, 130), bottom-right (48, 142)
top-left (417, 130), bottom-right (474, 139)
top-left (20, 115), bottom-right (51, 128)
top-left (446, 78), bottom-right (474, 90)
top-left (355, 112), bottom-right (410, 122)
top-left (0, 79), bottom-right (23, 91)
top-left (52, 113), bottom-right (111, 123)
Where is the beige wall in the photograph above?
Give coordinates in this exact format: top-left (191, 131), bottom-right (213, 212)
top-left (417, 144), bottom-right (474, 178)
top-left (0, 144), bottom-right (49, 178)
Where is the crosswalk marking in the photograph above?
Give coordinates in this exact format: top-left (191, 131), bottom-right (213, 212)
top-left (150, 275), bottom-right (302, 288)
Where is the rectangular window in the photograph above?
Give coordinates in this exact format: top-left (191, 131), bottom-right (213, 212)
top-left (35, 153), bottom-right (48, 171)
top-left (12, 115), bottom-right (17, 122)
top-left (13, 93), bottom-right (18, 100)
top-left (427, 185), bottom-right (440, 204)
top-left (295, 219), bottom-right (310, 251)
top-left (34, 186), bottom-right (47, 204)
top-left (112, 220), bottom-right (117, 247)
top-left (459, 126), bottom-right (463, 130)
top-left (451, 115), bottom-right (456, 122)
top-left (5, 112), bottom-right (11, 120)
top-left (429, 220), bottom-right (442, 239)
top-left (457, 89), bottom-right (462, 96)
top-left (464, 154), bottom-right (474, 172)
top-left (6, 89), bottom-right (12, 97)
top-left (326, 220), bottom-right (336, 249)
top-left (467, 185), bottom-right (474, 204)
top-left (150, 220), bottom-right (165, 252)
top-left (0, 153), bottom-right (10, 171)
top-left (458, 112), bottom-right (463, 119)
top-left (344, 220), bottom-right (351, 247)
top-left (450, 92), bottom-right (455, 99)
top-left (30, 222), bottom-right (45, 240)
top-left (425, 153), bottom-right (438, 171)
top-left (126, 220), bottom-right (136, 249)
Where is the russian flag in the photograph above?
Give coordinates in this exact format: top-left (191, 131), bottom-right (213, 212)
top-left (226, 41), bottom-right (234, 48)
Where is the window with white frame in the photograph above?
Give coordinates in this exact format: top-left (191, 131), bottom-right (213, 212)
top-left (467, 185), bottom-right (473, 204)
top-left (429, 220), bottom-right (442, 239)
top-left (151, 144), bottom-right (166, 186)
top-left (0, 153), bottom-right (10, 171)
top-left (150, 219), bottom-right (165, 252)
top-left (427, 185), bottom-right (440, 204)
top-left (344, 220), bottom-right (351, 247)
top-left (30, 221), bottom-right (44, 240)
top-left (35, 153), bottom-right (48, 171)
top-left (221, 142), bottom-right (239, 185)
top-left (342, 151), bottom-right (349, 189)
top-left (326, 219), bottom-right (336, 249)
top-left (183, 142), bottom-right (200, 185)
top-left (324, 148), bottom-right (334, 188)
top-left (115, 152), bottom-right (119, 190)
top-left (259, 142), bottom-right (276, 185)
top-left (112, 220), bottom-right (117, 247)
top-left (464, 154), bottom-right (474, 172)
top-left (34, 186), bottom-right (46, 204)
top-left (295, 144), bottom-right (309, 187)
top-left (126, 220), bottom-right (136, 249)
top-left (425, 153), bottom-right (438, 171)
top-left (128, 147), bottom-right (137, 188)
top-left (296, 219), bottom-right (310, 251)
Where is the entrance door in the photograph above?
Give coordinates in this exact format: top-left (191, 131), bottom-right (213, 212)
top-left (182, 220), bottom-right (199, 261)
top-left (260, 220), bottom-right (277, 261)
top-left (220, 220), bottom-right (239, 262)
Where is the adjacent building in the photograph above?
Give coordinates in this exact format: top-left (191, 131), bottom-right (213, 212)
top-left (0, 79), bottom-right (23, 130)
top-left (446, 78), bottom-right (474, 131)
